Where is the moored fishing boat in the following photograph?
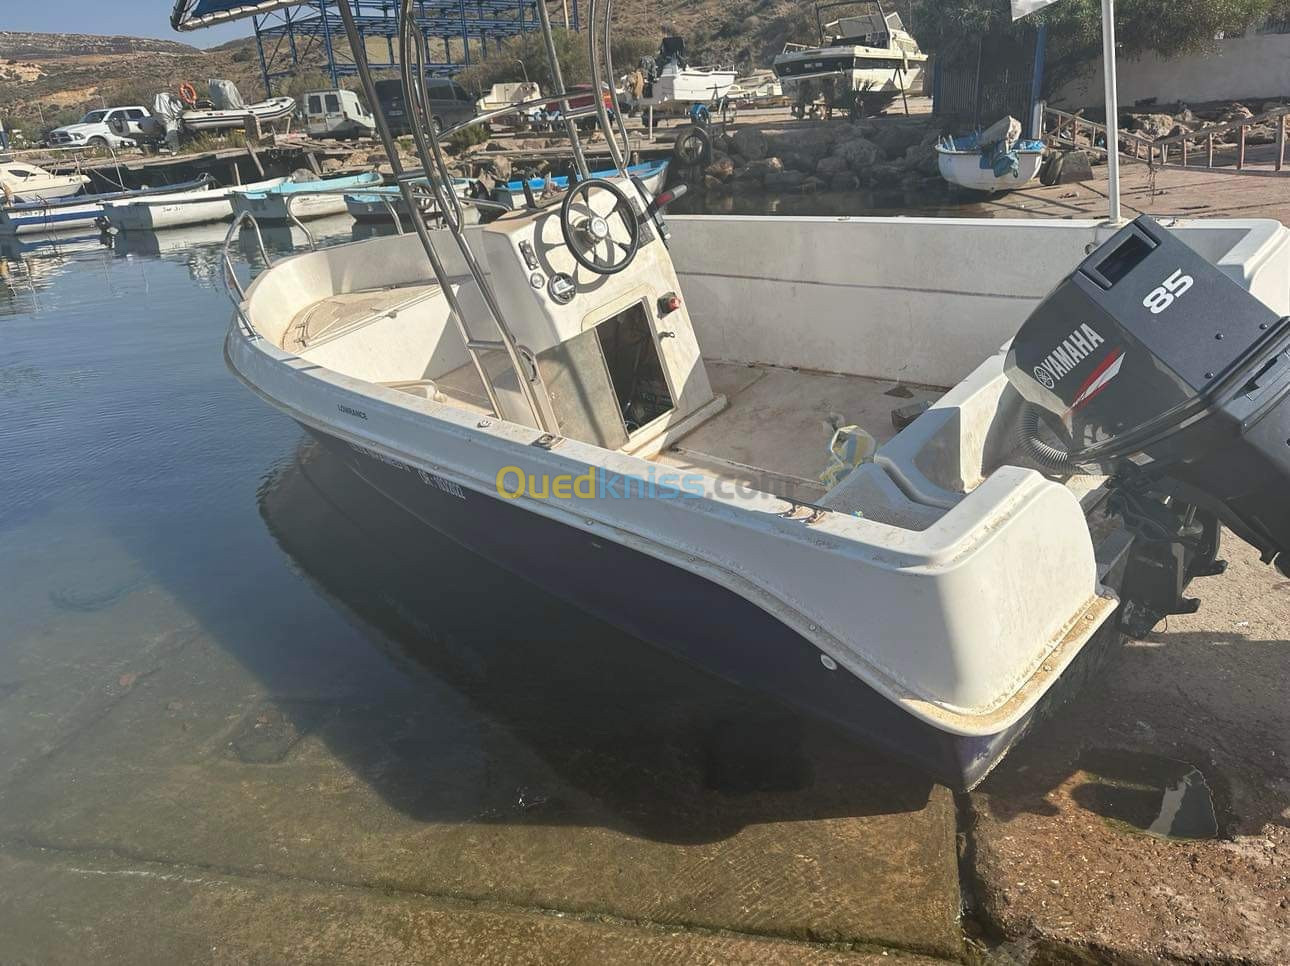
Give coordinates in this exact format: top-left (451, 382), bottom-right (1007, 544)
top-left (1, 161), bottom-right (91, 203)
top-left (344, 177), bottom-right (481, 224)
top-left (100, 176), bottom-right (288, 231)
top-left (1, 175), bottom-right (215, 236)
top-left (231, 171), bottom-right (383, 222)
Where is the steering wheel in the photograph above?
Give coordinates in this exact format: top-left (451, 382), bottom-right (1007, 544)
top-left (559, 178), bottom-right (640, 276)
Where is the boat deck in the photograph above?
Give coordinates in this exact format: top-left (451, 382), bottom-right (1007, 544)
top-left (427, 356), bottom-right (943, 502)
top-left (287, 286), bottom-right (944, 503)
top-left (657, 363), bottom-right (943, 502)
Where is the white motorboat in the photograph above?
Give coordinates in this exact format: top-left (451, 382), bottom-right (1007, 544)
top-left (231, 171), bottom-right (383, 222)
top-left (626, 38), bottom-right (736, 111)
top-left (475, 81), bottom-right (543, 130)
top-left (100, 176), bottom-right (287, 231)
top-left (774, 1), bottom-right (927, 116)
top-left (1, 175), bottom-right (215, 236)
top-left (0, 161), bottom-right (90, 203)
top-left (176, 0), bottom-right (1290, 791)
top-left (727, 71), bottom-right (784, 105)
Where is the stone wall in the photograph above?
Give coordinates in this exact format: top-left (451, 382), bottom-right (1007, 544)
top-left (1055, 32), bottom-right (1290, 108)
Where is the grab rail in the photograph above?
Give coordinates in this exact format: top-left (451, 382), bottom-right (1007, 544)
top-left (221, 209), bottom-right (271, 338)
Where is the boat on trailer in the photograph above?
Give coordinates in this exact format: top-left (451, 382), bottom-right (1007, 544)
top-left (174, 0), bottom-right (1290, 790)
top-left (773, 1), bottom-right (927, 117)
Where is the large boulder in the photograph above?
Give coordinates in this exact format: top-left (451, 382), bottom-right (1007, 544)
top-left (768, 124), bottom-right (840, 162)
top-left (705, 155), bottom-right (735, 179)
top-left (816, 155), bottom-right (849, 178)
top-left (478, 154), bottom-right (512, 181)
top-left (833, 136), bottom-right (881, 171)
top-left (743, 156), bottom-right (784, 179)
top-left (779, 150), bottom-right (815, 172)
top-left (830, 171), bottom-right (861, 192)
top-left (1123, 112), bottom-right (1177, 139)
top-left (872, 123), bottom-right (928, 159)
top-left (765, 170), bottom-right (807, 191)
top-left (731, 127), bottom-right (768, 161)
top-left (867, 163), bottom-right (904, 186)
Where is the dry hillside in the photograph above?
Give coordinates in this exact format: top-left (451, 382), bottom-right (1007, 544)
top-left (0, 4), bottom-right (908, 139)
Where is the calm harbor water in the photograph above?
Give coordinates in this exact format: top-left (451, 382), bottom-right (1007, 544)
top-left (0, 216), bottom-right (909, 830)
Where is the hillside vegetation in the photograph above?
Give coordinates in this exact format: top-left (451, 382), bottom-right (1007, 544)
top-left (0, 5), bottom-right (876, 141)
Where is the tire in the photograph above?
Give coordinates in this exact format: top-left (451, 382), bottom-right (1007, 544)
top-left (87, 136), bottom-right (108, 149)
top-left (673, 124), bottom-right (712, 167)
top-left (432, 117), bottom-right (443, 135)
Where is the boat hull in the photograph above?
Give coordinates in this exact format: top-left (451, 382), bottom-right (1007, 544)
top-left (234, 191), bottom-right (350, 222)
top-left (296, 422), bottom-right (1124, 791)
top-left (13, 179), bottom-right (89, 203)
top-left (0, 201), bottom-right (104, 235)
top-left (773, 46), bottom-right (927, 97)
top-left (102, 178), bottom-right (286, 231)
top-left (937, 149), bottom-right (1044, 193)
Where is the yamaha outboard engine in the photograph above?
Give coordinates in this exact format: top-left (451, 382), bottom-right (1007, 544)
top-left (1005, 215), bottom-right (1290, 633)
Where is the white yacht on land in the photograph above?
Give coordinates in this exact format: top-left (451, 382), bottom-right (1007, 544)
top-left (773, 1), bottom-right (928, 115)
top-left (174, 0), bottom-right (1290, 789)
top-left (625, 37), bottom-right (736, 112)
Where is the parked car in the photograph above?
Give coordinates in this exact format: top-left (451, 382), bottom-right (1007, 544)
top-left (46, 106), bottom-right (152, 150)
top-left (373, 77), bottom-right (476, 135)
top-left (302, 89), bottom-right (376, 139)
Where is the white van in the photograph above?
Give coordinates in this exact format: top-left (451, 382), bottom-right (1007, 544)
top-left (303, 89), bottom-right (375, 139)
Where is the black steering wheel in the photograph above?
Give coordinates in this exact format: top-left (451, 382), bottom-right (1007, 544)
top-left (559, 178), bottom-right (640, 276)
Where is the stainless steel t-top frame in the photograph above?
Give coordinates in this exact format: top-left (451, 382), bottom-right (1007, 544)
top-left (333, 0), bottom-right (642, 433)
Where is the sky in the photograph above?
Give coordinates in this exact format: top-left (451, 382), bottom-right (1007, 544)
top-left (4, 1), bottom-right (253, 48)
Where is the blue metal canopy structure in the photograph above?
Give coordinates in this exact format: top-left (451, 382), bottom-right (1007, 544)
top-left (172, 0), bottom-right (579, 97)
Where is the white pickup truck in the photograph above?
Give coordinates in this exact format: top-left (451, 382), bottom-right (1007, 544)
top-left (46, 106), bottom-right (152, 150)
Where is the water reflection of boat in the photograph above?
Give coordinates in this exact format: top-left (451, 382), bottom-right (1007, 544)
top-left (110, 221), bottom-right (231, 257)
top-left (0, 231), bottom-right (110, 315)
top-left (257, 438), bottom-right (922, 835)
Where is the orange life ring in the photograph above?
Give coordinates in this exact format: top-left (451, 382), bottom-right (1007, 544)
top-left (178, 82), bottom-right (198, 106)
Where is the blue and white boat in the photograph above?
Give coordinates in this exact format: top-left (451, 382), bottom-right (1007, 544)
top-left (494, 159), bottom-right (669, 208)
top-left (344, 177), bottom-right (481, 224)
top-left (1, 175), bottom-right (214, 236)
top-left (935, 132), bottom-right (1045, 193)
top-left (231, 171), bottom-right (383, 222)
